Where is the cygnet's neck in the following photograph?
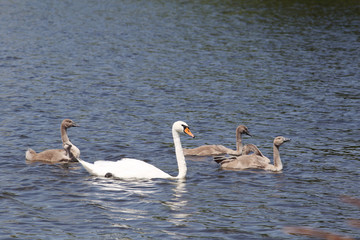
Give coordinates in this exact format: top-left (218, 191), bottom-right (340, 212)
top-left (173, 129), bottom-right (186, 179)
top-left (61, 126), bottom-right (70, 143)
top-left (273, 144), bottom-right (283, 171)
top-left (235, 130), bottom-right (243, 154)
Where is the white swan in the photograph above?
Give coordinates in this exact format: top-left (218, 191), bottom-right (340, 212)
top-left (183, 125), bottom-right (251, 156)
top-left (25, 119), bottom-right (80, 163)
top-left (77, 121), bottom-right (195, 179)
top-left (214, 136), bottom-right (290, 171)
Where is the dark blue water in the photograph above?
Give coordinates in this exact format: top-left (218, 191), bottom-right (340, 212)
top-left (1, 0), bottom-right (359, 239)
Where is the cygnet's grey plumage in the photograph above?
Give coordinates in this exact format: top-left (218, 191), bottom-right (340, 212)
top-left (25, 119), bottom-right (80, 163)
top-left (183, 125), bottom-right (251, 156)
top-left (241, 143), bottom-right (271, 164)
top-left (214, 136), bottom-right (290, 171)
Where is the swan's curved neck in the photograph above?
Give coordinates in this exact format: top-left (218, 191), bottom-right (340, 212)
top-left (61, 126), bottom-right (70, 144)
top-left (273, 144), bottom-right (283, 171)
top-left (173, 129), bottom-right (186, 179)
top-left (235, 131), bottom-right (243, 154)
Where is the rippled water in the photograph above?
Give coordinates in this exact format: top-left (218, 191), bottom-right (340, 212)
top-left (1, 0), bottom-right (359, 239)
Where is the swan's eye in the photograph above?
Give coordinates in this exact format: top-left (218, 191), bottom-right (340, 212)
top-left (181, 124), bottom-right (189, 131)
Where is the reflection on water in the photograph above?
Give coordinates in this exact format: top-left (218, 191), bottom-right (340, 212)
top-left (90, 178), bottom-right (157, 197)
top-left (163, 180), bottom-right (191, 226)
top-left (284, 196), bottom-right (360, 240)
top-left (166, 180), bottom-right (187, 211)
top-left (87, 178), bottom-right (191, 226)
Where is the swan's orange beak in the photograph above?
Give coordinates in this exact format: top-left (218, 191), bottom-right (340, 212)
top-left (184, 127), bottom-right (195, 138)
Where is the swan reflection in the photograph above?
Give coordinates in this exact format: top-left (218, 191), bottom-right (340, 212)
top-left (90, 177), bottom-right (158, 197)
top-left (85, 178), bottom-right (157, 221)
top-left (84, 177), bottom-right (191, 225)
top-left (161, 179), bottom-right (191, 226)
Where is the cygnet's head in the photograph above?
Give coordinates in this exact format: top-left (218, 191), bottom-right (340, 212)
top-left (173, 121), bottom-right (195, 138)
top-left (62, 119), bottom-right (79, 128)
top-left (274, 136), bottom-right (291, 146)
top-left (237, 125), bottom-right (252, 136)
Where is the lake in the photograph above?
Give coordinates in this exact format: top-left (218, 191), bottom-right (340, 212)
top-left (0, 0), bottom-right (359, 239)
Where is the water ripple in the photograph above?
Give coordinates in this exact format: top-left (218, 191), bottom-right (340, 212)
top-left (1, 0), bottom-right (360, 239)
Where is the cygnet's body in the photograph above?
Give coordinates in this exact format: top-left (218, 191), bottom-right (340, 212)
top-left (183, 125), bottom-right (251, 156)
top-left (215, 136), bottom-right (290, 171)
top-left (240, 144), bottom-right (271, 164)
top-left (25, 119), bottom-right (80, 163)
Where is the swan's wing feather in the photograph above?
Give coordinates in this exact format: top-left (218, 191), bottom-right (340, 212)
top-left (242, 144), bottom-right (271, 164)
top-left (214, 156), bottom-right (236, 164)
top-left (92, 158), bottom-right (172, 179)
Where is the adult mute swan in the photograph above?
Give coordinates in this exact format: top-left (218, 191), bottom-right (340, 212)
top-left (77, 121), bottom-right (195, 179)
top-left (25, 119), bottom-right (80, 163)
top-left (183, 125), bottom-right (251, 156)
top-left (214, 136), bottom-right (290, 171)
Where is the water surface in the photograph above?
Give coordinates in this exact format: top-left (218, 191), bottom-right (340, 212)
top-left (1, 0), bottom-right (359, 239)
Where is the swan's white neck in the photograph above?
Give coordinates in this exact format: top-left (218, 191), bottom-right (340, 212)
top-left (173, 128), bottom-right (186, 179)
top-left (273, 144), bottom-right (283, 171)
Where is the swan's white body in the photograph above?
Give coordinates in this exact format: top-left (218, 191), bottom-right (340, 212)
top-left (77, 121), bottom-right (194, 179)
top-left (77, 158), bottom-right (172, 179)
